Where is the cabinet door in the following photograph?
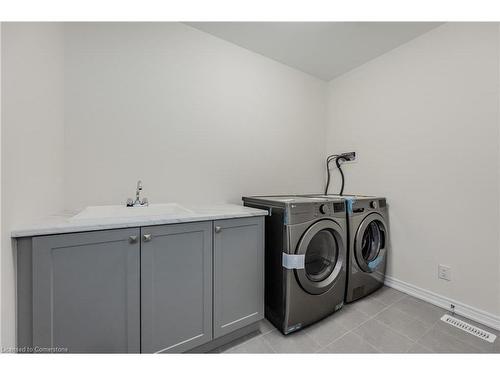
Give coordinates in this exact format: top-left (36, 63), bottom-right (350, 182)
top-left (32, 228), bottom-right (140, 353)
top-left (213, 217), bottom-right (264, 338)
top-left (141, 222), bottom-right (212, 353)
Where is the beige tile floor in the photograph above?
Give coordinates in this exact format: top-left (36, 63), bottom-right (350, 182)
top-left (213, 287), bottom-right (500, 353)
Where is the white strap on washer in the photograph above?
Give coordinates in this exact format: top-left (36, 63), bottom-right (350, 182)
top-left (282, 253), bottom-right (305, 269)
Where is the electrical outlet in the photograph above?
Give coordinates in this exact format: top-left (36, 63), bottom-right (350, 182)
top-left (339, 151), bottom-right (356, 163)
top-left (438, 264), bottom-right (451, 281)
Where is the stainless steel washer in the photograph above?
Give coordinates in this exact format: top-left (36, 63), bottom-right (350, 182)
top-left (242, 195), bottom-right (347, 334)
top-left (308, 195), bottom-right (389, 303)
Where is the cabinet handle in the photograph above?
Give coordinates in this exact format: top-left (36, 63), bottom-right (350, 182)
top-left (214, 226), bottom-right (222, 233)
top-left (129, 235), bottom-right (138, 244)
top-left (143, 234), bottom-right (153, 242)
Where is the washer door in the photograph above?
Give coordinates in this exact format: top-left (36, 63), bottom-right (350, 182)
top-left (295, 220), bottom-right (345, 295)
top-left (354, 213), bottom-right (388, 273)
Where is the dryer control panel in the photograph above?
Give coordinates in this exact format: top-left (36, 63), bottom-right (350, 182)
top-left (350, 198), bottom-right (387, 215)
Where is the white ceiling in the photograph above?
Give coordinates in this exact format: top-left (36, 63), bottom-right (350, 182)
top-left (187, 22), bottom-right (443, 81)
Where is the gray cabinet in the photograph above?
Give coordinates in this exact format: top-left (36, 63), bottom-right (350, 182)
top-left (31, 228), bottom-right (140, 353)
top-left (17, 216), bottom-right (264, 353)
top-left (140, 222), bottom-right (212, 353)
top-left (213, 217), bottom-right (264, 338)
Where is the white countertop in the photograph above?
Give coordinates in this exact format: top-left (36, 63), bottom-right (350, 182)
top-left (11, 203), bottom-right (268, 238)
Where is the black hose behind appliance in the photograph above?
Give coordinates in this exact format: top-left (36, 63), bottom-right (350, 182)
top-left (324, 152), bottom-right (356, 196)
top-left (324, 154), bottom-right (337, 195)
top-left (335, 157), bottom-right (346, 196)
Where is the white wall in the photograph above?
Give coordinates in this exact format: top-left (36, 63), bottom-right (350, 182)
top-left (326, 23), bottom-right (500, 316)
top-left (0, 22), bottom-right (3, 348)
top-left (498, 23), bottom-right (500, 321)
top-left (2, 21), bottom-right (500, 346)
top-left (0, 21), bottom-right (326, 350)
top-left (1, 23), bottom-right (65, 349)
top-left (63, 23), bottom-right (327, 211)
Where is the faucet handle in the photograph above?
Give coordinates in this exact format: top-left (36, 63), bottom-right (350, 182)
top-left (141, 197), bottom-right (149, 206)
top-left (126, 198), bottom-right (134, 207)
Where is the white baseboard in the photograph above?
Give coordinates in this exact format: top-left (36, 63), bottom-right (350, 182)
top-left (384, 275), bottom-right (500, 332)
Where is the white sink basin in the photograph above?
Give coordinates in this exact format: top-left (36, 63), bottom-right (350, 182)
top-left (70, 203), bottom-right (193, 221)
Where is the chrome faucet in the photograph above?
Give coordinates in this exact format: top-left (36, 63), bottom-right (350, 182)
top-left (126, 180), bottom-right (149, 207)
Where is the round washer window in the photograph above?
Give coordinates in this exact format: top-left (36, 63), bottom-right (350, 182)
top-left (361, 221), bottom-right (383, 262)
top-left (304, 229), bottom-right (338, 282)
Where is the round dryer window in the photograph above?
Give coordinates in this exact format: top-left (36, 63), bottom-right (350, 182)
top-left (295, 220), bottom-right (345, 295)
top-left (361, 221), bottom-right (382, 262)
top-left (354, 214), bottom-right (387, 273)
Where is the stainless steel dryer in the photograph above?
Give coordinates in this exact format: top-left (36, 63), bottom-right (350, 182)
top-left (242, 195), bottom-right (347, 334)
top-left (309, 195), bottom-right (389, 303)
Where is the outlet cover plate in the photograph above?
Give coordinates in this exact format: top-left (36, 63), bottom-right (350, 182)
top-left (438, 264), bottom-right (451, 281)
top-left (340, 152), bottom-right (357, 164)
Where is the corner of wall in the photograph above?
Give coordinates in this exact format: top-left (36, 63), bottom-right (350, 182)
top-left (497, 22), bottom-right (500, 317)
top-left (324, 79), bottom-right (335, 156)
top-left (0, 21), bottom-right (3, 350)
top-left (1, 22), bottom-right (66, 351)
top-left (323, 23), bottom-right (500, 318)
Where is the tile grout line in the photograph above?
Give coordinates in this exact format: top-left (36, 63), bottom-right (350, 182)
top-left (350, 330), bottom-right (382, 353)
top-left (238, 326), bottom-right (278, 353)
top-left (307, 294), bottom-right (390, 351)
top-left (221, 324), bottom-right (277, 353)
top-left (427, 318), bottom-right (493, 353)
top-left (350, 294), bottom-right (419, 353)
top-left (313, 306), bottom-right (374, 352)
top-left (371, 293), bottom-right (439, 352)
top-left (316, 291), bottom-right (408, 351)
top-left (302, 329), bottom-right (324, 350)
top-left (375, 293), bottom-right (494, 352)
top-left (335, 293), bottom-right (421, 353)
top-left (371, 295), bottom-right (426, 339)
top-left (380, 312), bottom-right (437, 348)
top-left (373, 315), bottom-right (420, 345)
top-left (314, 330), bottom-right (351, 353)
top-left (412, 321), bottom-right (439, 353)
top-left (225, 290), bottom-right (425, 353)
top-left (256, 331), bottom-right (277, 353)
top-left (389, 296), bottom-right (490, 352)
top-left (316, 307), bottom-right (381, 351)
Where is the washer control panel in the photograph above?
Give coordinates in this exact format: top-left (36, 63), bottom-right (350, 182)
top-left (316, 201), bottom-right (345, 216)
top-left (285, 200), bottom-right (345, 224)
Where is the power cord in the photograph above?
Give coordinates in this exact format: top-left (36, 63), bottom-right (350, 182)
top-left (335, 156), bottom-right (347, 195)
top-left (324, 154), bottom-right (337, 195)
top-left (324, 154), bottom-right (347, 195)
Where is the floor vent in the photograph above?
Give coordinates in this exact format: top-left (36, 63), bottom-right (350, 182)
top-left (441, 314), bottom-right (496, 343)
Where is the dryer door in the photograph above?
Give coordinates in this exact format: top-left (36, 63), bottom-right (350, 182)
top-left (294, 220), bottom-right (345, 295)
top-left (354, 213), bottom-right (388, 273)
